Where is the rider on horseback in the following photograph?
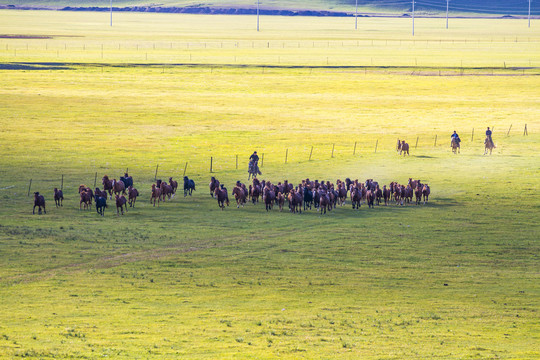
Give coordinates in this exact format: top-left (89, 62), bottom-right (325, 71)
top-left (485, 127), bottom-right (493, 145)
top-left (451, 131), bottom-right (461, 147)
top-left (249, 151), bottom-right (262, 176)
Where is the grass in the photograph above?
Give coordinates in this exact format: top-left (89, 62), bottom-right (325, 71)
top-left (0, 10), bottom-right (539, 359)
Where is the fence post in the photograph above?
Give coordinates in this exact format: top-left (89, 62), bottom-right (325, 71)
top-left (285, 149), bottom-right (288, 164)
top-left (415, 136), bottom-right (419, 149)
top-left (27, 179), bottom-right (32, 197)
top-left (154, 164), bottom-right (159, 180)
top-left (434, 135), bottom-right (437, 147)
top-left (374, 139), bottom-right (378, 153)
top-left (524, 124), bottom-right (528, 136)
top-left (61, 174), bottom-right (64, 191)
top-left (331, 144), bottom-right (335, 158)
top-left (309, 146), bottom-right (313, 161)
top-left (261, 153), bottom-right (264, 167)
top-left (183, 162), bottom-right (188, 176)
top-left (471, 128), bottom-right (474, 142)
top-left (353, 142), bottom-right (357, 155)
top-left (94, 172), bottom-right (97, 188)
top-left (236, 155), bottom-right (238, 170)
top-left (507, 124), bottom-right (512, 136)
top-left (210, 157), bottom-right (213, 173)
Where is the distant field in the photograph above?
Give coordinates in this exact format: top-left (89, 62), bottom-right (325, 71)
top-left (0, 10), bottom-right (539, 359)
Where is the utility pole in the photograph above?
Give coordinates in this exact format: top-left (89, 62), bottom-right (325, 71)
top-left (446, 0), bottom-right (449, 29)
top-left (257, 0), bottom-right (260, 32)
top-left (355, 0), bottom-right (358, 30)
top-left (412, 0), bottom-right (415, 36)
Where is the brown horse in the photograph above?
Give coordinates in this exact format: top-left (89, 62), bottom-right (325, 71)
top-left (250, 183), bottom-right (261, 204)
top-left (318, 190), bottom-right (331, 215)
top-left (33, 192), bottom-right (46, 214)
top-left (112, 179), bottom-right (126, 197)
top-left (422, 184), bottom-right (430, 204)
top-left (264, 187), bottom-right (276, 211)
top-left (405, 185), bottom-right (414, 204)
top-left (232, 185), bottom-right (246, 208)
top-left (350, 187), bottom-right (361, 210)
top-left (54, 188), bottom-right (63, 207)
top-left (78, 185), bottom-right (93, 204)
top-left (160, 182), bottom-right (173, 201)
top-left (415, 187), bottom-right (422, 205)
top-left (115, 195), bottom-right (127, 215)
top-left (80, 190), bottom-right (91, 210)
top-left (484, 137), bottom-right (495, 155)
top-left (366, 190), bottom-right (375, 208)
top-left (287, 189), bottom-right (302, 214)
top-left (214, 186), bottom-right (229, 210)
top-left (337, 183), bottom-right (347, 206)
top-left (102, 175), bottom-right (113, 198)
top-left (382, 185), bottom-right (390, 206)
top-left (151, 184), bottom-right (161, 207)
top-left (399, 140), bottom-right (409, 156)
top-left (277, 192), bottom-right (285, 211)
top-left (451, 137), bottom-right (460, 154)
top-left (168, 177), bottom-right (178, 195)
top-left (209, 177), bottom-right (220, 197)
top-left (128, 186), bottom-right (139, 208)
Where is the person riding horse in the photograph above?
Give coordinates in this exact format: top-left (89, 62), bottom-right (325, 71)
top-left (249, 151), bottom-right (262, 176)
top-left (451, 131), bottom-right (461, 147)
top-left (485, 127), bottom-right (493, 146)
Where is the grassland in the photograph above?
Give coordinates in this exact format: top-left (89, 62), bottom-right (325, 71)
top-left (0, 10), bottom-right (539, 359)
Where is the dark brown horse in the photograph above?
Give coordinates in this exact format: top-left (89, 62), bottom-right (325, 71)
top-left (102, 175), bottom-right (113, 198)
top-left (383, 185), bottom-right (391, 206)
top-left (287, 189), bottom-right (302, 214)
top-left (277, 192), bottom-right (285, 211)
top-left (422, 184), bottom-right (430, 204)
top-left (366, 190), bottom-right (375, 208)
top-left (128, 186), bottom-right (139, 208)
top-left (250, 183), bottom-right (261, 204)
top-left (209, 177), bottom-right (220, 197)
top-left (54, 188), bottom-right (63, 207)
top-left (350, 187), bottom-right (361, 210)
top-left (151, 184), bottom-right (161, 207)
top-left (160, 182), bottom-right (173, 201)
top-left (214, 186), bottom-right (229, 210)
top-left (264, 187), bottom-right (276, 211)
top-left (318, 190), bottom-right (330, 214)
top-left (399, 140), bottom-right (409, 156)
top-left (115, 195), bottom-right (127, 215)
top-left (337, 183), bottom-right (347, 206)
top-left (33, 192), bottom-right (46, 214)
top-left (415, 187), bottom-right (422, 205)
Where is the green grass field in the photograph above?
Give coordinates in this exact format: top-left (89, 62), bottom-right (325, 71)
top-left (0, 10), bottom-right (539, 359)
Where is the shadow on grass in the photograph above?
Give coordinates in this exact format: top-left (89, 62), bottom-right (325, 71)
top-left (413, 155), bottom-right (436, 159)
top-left (0, 63), bottom-right (72, 71)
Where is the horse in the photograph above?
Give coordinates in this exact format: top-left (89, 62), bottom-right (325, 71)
top-left (404, 185), bottom-right (413, 204)
top-left (151, 184), bottom-right (161, 207)
top-left (422, 184), bottom-right (430, 204)
top-left (33, 192), bottom-right (46, 214)
top-left (318, 190), bottom-right (330, 215)
top-left (303, 187), bottom-right (313, 211)
top-left (415, 187), bottom-right (422, 205)
top-left (120, 174), bottom-right (133, 188)
top-left (277, 192), bottom-right (285, 211)
top-left (382, 185), bottom-right (390, 206)
top-left (128, 186), bottom-right (139, 208)
top-left (54, 188), bottom-right (63, 207)
top-left (78, 185), bottom-right (93, 204)
top-left (250, 183), bottom-right (261, 204)
top-left (184, 176), bottom-right (196, 197)
top-left (214, 185), bottom-right (229, 210)
top-left (248, 160), bottom-right (261, 180)
top-left (80, 190), bottom-right (91, 210)
top-left (288, 189), bottom-right (302, 214)
top-left (232, 185), bottom-right (247, 208)
top-left (112, 179), bottom-right (126, 197)
top-left (375, 186), bottom-right (382, 206)
top-left (399, 140), bottom-right (409, 156)
top-left (451, 137), bottom-right (460, 154)
top-left (350, 187), bottom-right (361, 210)
top-left (484, 136), bottom-right (496, 155)
top-left (366, 190), bottom-right (375, 208)
top-left (102, 175), bottom-right (113, 198)
top-left (264, 187), bottom-right (276, 211)
top-left (95, 194), bottom-right (107, 216)
top-left (115, 195), bottom-right (127, 215)
top-left (209, 177), bottom-right (220, 197)
top-left (160, 181), bottom-right (173, 201)
top-left (94, 187), bottom-right (108, 199)
top-left (169, 177), bottom-right (178, 195)
top-left (337, 183), bottom-right (347, 206)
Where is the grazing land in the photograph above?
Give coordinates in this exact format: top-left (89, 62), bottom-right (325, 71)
top-left (0, 10), bottom-right (539, 359)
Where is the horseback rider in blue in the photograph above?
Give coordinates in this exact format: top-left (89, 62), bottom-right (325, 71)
top-left (485, 127), bottom-right (493, 144)
top-left (248, 151), bottom-right (262, 177)
top-left (451, 130), bottom-right (461, 146)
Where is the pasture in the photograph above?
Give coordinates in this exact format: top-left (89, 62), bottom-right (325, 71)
top-left (0, 10), bottom-right (539, 359)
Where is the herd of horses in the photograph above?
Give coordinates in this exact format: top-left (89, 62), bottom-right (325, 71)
top-left (32, 173), bottom-right (430, 216)
top-left (209, 176), bottom-right (430, 214)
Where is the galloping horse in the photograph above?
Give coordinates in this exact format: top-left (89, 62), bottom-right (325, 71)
top-left (33, 192), bottom-right (46, 214)
top-left (248, 160), bottom-right (261, 180)
top-left (115, 195), bottom-right (127, 215)
top-left (102, 175), bottom-right (113, 198)
top-left (209, 177), bottom-right (220, 197)
top-left (112, 179), bottom-right (126, 197)
top-left (350, 187), bottom-right (361, 210)
top-left (451, 137), bottom-right (460, 154)
top-left (263, 187), bottom-right (276, 211)
top-left (168, 177), bottom-right (178, 195)
top-left (422, 184), bottom-right (431, 204)
top-left (150, 184), bottom-right (161, 207)
top-left (214, 185), bottom-right (230, 210)
top-left (128, 186), bottom-right (139, 208)
top-left (399, 140), bottom-right (410, 156)
top-left (233, 185), bottom-right (247, 208)
top-left (54, 188), bottom-right (63, 207)
top-left (484, 137), bottom-right (495, 155)
top-left (184, 176), bottom-right (196, 197)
